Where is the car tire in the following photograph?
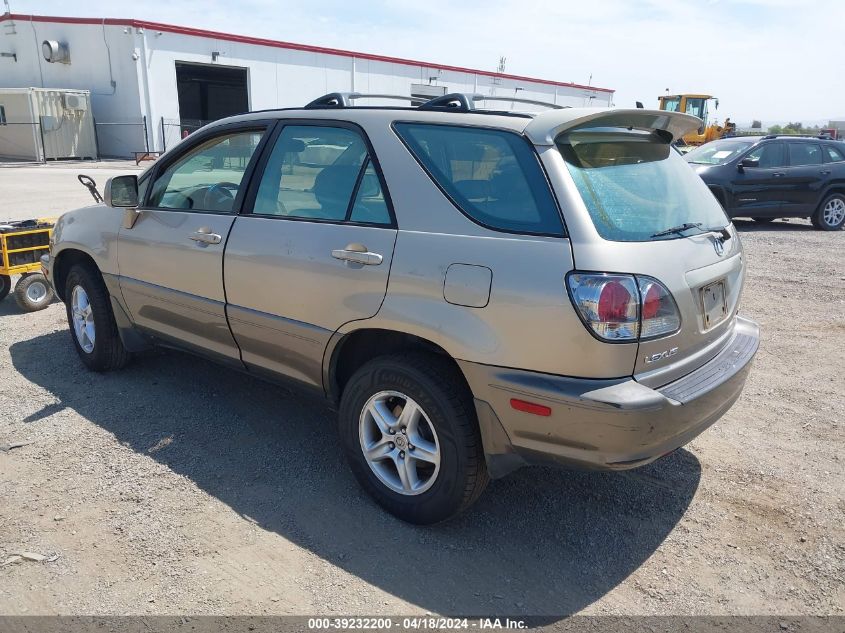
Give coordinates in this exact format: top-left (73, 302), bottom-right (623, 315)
top-left (0, 274), bottom-right (10, 302)
top-left (752, 217), bottom-right (776, 224)
top-left (812, 193), bottom-right (845, 231)
top-left (64, 264), bottom-right (130, 371)
top-left (338, 353), bottom-right (489, 524)
top-left (14, 273), bottom-right (54, 312)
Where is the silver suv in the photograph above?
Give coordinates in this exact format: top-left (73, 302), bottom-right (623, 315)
top-left (44, 93), bottom-right (759, 524)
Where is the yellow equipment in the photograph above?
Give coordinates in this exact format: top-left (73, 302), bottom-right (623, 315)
top-left (0, 218), bottom-right (56, 312)
top-left (657, 94), bottom-right (736, 146)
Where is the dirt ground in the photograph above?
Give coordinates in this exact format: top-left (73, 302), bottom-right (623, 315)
top-left (0, 205), bottom-right (842, 618)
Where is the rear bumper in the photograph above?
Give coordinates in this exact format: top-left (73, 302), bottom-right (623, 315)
top-left (460, 316), bottom-right (759, 477)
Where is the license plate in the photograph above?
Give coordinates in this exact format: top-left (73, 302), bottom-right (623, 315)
top-left (700, 280), bottom-right (727, 329)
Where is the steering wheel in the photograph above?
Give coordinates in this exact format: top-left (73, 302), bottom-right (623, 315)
top-left (202, 182), bottom-right (239, 211)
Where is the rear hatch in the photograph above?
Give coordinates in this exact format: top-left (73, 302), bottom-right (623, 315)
top-left (527, 109), bottom-right (744, 387)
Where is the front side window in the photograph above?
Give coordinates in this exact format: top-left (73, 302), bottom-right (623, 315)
top-left (825, 145), bottom-right (845, 162)
top-left (788, 143), bottom-right (822, 166)
top-left (253, 125), bottom-right (390, 224)
top-left (394, 123), bottom-right (563, 235)
top-left (746, 142), bottom-right (786, 168)
top-left (559, 129), bottom-right (728, 242)
top-left (148, 130), bottom-right (264, 212)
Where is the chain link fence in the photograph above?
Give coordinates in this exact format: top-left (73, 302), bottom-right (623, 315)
top-left (1, 117), bottom-right (151, 163)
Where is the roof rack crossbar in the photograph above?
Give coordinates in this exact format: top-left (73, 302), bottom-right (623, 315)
top-left (305, 92), bottom-right (420, 109)
top-left (418, 93), bottom-right (477, 111)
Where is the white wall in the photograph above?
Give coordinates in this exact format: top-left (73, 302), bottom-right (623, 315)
top-left (140, 28), bottom-right (612, 152)
top-left (0, 17), bottom-right (614, 157)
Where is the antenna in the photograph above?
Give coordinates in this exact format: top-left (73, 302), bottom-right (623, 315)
top-left (491, 56), bottom-right (506, 94)
top-left (2, 1), bottom-right (15, 35)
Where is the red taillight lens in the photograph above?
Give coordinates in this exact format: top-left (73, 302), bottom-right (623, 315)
top-left (597, 281), bottom-right (632, 322)
top-left (642, 283), bottom-right (662, 320)
top-left (567, 273), bottom-right (680, 342)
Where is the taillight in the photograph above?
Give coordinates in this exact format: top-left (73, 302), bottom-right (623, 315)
top-left (567, 274), bottom-right (640, 341)
top-left (637, 277), bottom-right (681, 339)
top-left (567, 273), bottom-right (680, 342)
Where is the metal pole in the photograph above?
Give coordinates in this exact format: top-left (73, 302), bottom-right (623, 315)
top-left (92, 116), bottom-right (101, 161)
top-left (160, 116), bottom-right (166, 152)
top-left (143, 115), bottom-right (149, 152)
top-left (38, 118), bottom-right (47, 163)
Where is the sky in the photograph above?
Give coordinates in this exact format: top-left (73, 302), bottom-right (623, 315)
top-left (7, 0), bottom-right (845, 126)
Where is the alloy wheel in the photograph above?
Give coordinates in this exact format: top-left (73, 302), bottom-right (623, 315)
top-left (358, 390), bottom-right (441, 496)
top-left (71, 285), bottom-right (96, 353)
top-left (823, 198), bottom-right (845, 227)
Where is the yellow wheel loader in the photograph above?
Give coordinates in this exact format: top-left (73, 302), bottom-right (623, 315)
top-left (658, 94), bottom-right (736, 148)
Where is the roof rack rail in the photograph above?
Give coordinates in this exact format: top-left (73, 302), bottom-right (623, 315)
top-left (762, 133), bottom-right (836, 140)
top-left (305, 92), bottom-right (419, 109)
top-left (419, 92), bottom-right (566, 112)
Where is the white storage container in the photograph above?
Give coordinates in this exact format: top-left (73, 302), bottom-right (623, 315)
top-left (0, 88), bottom-right (97, 161)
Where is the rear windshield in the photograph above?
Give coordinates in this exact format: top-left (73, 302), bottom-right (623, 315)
top-left (558, 130), bottom-right (729, 242)
top-left (685, 139), bottom-right (756, 165)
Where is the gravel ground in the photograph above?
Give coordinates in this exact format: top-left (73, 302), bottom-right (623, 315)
top-left (0, 211), bottom-right (842, 618)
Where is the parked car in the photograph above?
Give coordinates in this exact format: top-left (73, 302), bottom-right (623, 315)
top-left (685, 135), bottom-right (845, 230)
top-left (44, 94), bottom-right (759, 524)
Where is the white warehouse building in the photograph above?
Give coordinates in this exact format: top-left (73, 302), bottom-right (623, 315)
top-left (0, 12), bottom-right (614, 159)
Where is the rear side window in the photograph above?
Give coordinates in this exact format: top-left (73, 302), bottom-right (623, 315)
top-left (252, 125), bottom-right (392, 225)
top-left (788, 143), bottom-right (822, 166)
top-left (394, 123), bottom-right (563, 236)
top-left (825, 146), bottom-right (844, 162)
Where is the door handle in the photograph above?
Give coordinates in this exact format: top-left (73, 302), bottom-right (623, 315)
top-left (820, 170), bottom-right (832, 176)
top-left (772, 172), bottom-right (785, 177)
top-left (331, 243), bottom-right (383, 266)
top-left (189, 228), bottom-right (222, 245)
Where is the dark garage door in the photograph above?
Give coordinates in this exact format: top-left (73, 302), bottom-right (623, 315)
top-left (175, 62), bottom-right (249, 134)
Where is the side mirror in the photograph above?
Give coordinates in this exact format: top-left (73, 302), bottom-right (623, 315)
top-left (104, 175), bottom-right (139, 208)
top-left (738, 158), bottom-right (759, 172)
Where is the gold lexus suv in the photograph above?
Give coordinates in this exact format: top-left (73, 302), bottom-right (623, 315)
top-left (44, 93), bottom-right (759, 524)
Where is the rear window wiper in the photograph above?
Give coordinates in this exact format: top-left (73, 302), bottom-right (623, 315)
top-left (651, 223), bottom-right (702, 238)
top-left (652, 223), bottom-right (732, 240)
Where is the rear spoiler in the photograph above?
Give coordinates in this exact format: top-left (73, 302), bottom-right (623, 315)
top-left (524, 108), bottom-right (702, 145)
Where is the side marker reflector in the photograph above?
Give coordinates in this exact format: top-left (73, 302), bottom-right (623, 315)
top-left (510, 398), bottom-right (552, 417)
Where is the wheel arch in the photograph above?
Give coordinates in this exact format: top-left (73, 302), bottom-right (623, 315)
top-left (52, 247), bottom-right (99, 302)
top-left (324, 327), bottom-right (469, 404)
top-left (818, 184), bottom-right (845, 207)
top-left (707, 184), bottom-right (729, 210)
